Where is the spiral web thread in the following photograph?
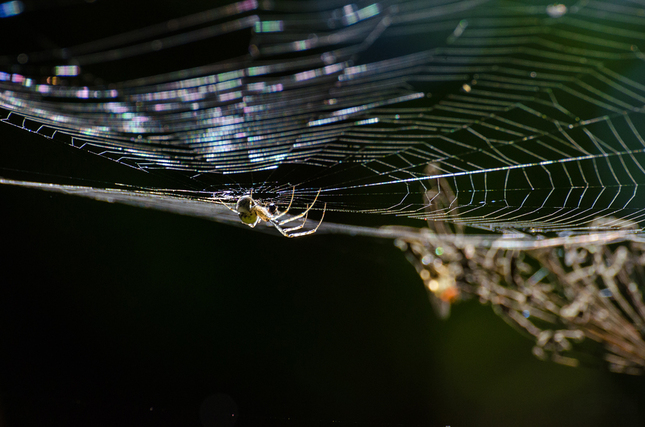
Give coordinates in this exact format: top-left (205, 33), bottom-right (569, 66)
top-left (2, 0), bottom-right (645, 234)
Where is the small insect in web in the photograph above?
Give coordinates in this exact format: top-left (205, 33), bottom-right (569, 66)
top-left (217, 187), bottom-right (326, 238)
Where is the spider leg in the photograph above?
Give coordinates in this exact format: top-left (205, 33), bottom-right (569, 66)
top-left (271, 186), bottom-right (295, 221)
top-left (283, 202), bottom-right (327, 238)
top-left (215, 199), bottom-right (240, 215)
top-left (279, 210), bottom-right (310, 234)
top-left (270, 221), bottom-right (295, 238)
top-left (278, 188), bottom-right (321, 226)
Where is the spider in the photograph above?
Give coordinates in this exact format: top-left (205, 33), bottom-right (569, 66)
top-left (218, 187), bottom-right (326, 238)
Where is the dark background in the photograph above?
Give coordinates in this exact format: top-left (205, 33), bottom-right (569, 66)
top-left (2, 1), bottom-right (645, 426)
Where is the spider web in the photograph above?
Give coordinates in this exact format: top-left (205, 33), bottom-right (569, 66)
top-left (2, 0), bottom-right (645, 234)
